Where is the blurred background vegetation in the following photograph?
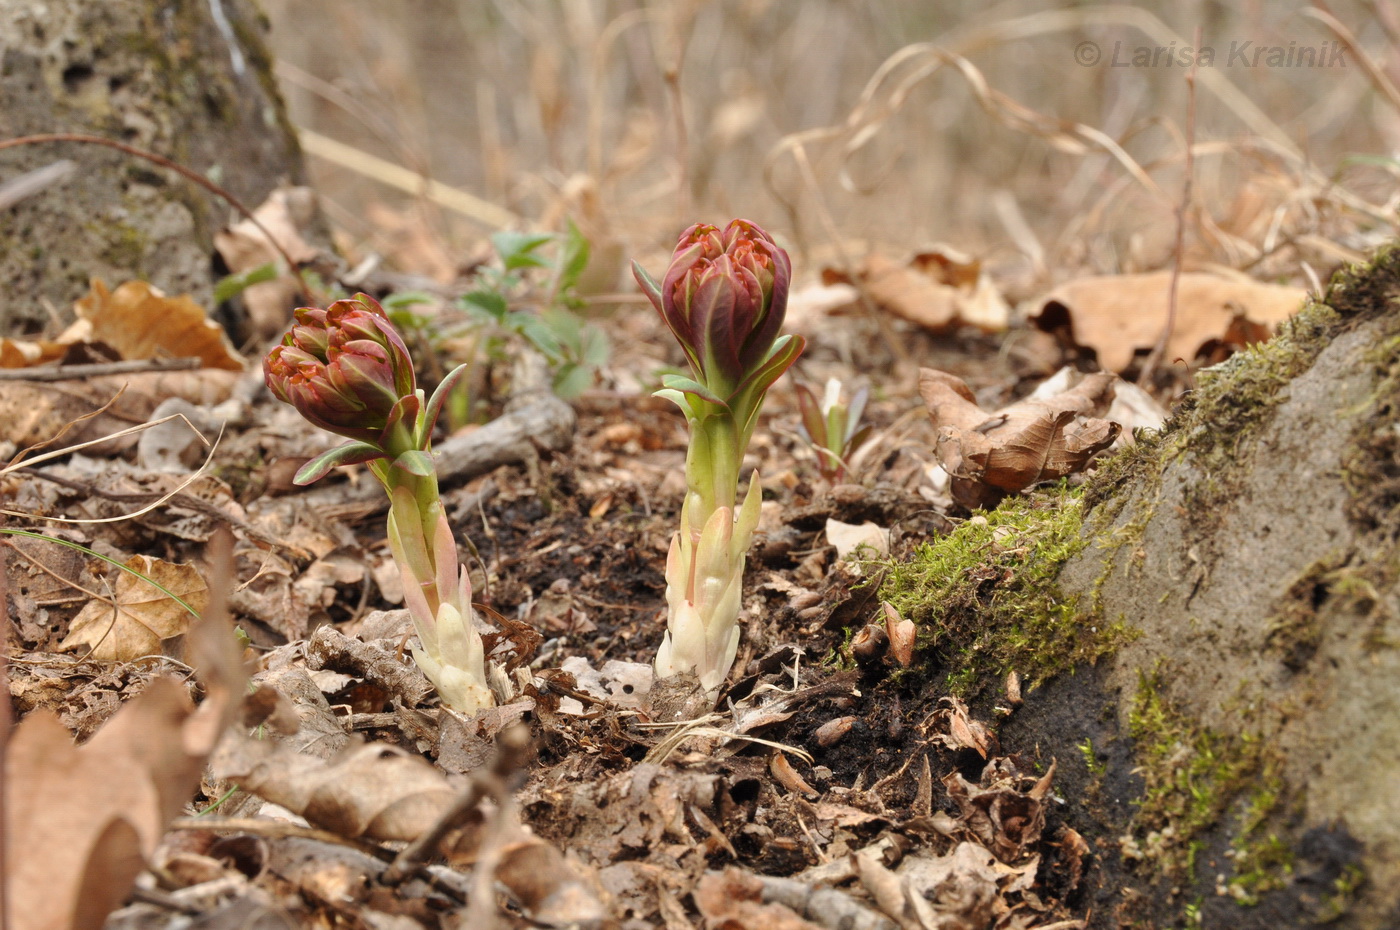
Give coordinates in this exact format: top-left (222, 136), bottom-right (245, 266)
top-left (264, 0), bottom-right (1400, 292)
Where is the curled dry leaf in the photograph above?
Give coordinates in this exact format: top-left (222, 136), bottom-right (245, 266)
top-left (920, 367), bottom-right (1120, 510)
top-left (60, 554), bottom-right (210, 662)
top-left (826, 518), bottom-right (889, 560)
top-left (0, 335), bottom-right (68, 368)
top-left (5, 612), bottom-right (246, 930)
top-left (770, 752), bottom-right (818, 798)
top-left (68, 278), bottom-right (245, 370)
top-left (213, 737), bottom-right (458, 843)
top-left (1031, 271), bottom-right (1305, 373)
top-left (0, 368), bottom-right (240, 449)
top-left (858, 841), bottom-right (1009, 930)
top-left (921, 696), bottom-right (994, 759)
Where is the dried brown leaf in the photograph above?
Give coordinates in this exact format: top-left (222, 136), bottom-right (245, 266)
top-left (920, 368), bottom-right (1121, 508)
top-left (60, 555), bottom-right (209, 662)
top-left (5, 613), bottom-right (246, 930)
top-left (694, 868), bottom-right (827, 930)
top-left (213, 737), bottom-right (457, 842)
top-left (826, 249), bottom-right (1009, 334)
top-left (1032, 271), bottom-right (1305, 373)
top-left (213, 186), bottom-right (320, 340)
top-left (71, 279), bottom-right (244, 370)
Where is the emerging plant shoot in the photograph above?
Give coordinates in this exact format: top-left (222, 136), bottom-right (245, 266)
top-left (633, 220), bottom-right (805, 692)
top-left (264, 294), bottom-right (494, 714)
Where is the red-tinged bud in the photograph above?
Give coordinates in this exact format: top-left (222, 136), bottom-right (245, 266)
top-left (263, 293), bottom-right (417, 447)
top-left (637, 219), bottom-right (792, 399)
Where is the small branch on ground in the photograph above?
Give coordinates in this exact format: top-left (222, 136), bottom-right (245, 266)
top-left (0, 358), bottom-right (202, 382)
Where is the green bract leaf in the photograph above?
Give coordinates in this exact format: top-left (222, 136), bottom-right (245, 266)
top-left (421, 363), bottom-right (470, 446)
top-left (659, 374), bottom-right (729, 409)
top-left (295, 441), bottom-right (385, 485)
top-left (392, 450), bottom-right (436, 477)
top-left (653, 388), bottom-right (697, 418)
top-left (632, 260), bottom-right (663, 309)
top-left (732, 333), bottom-right (805, 435)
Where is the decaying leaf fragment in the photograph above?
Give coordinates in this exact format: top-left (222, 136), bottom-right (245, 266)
top-left (5, 613), bottom-right (245, 930)
top-left (59, 554), bottom-right (209, 662)
top-left (212, 729), bottom-right (604, 922)
top-left (823, 246), bottom-right (1010, 334)
top-left (213, 185), bottom-right (321, 341)
top-left (1031, 271), bottom-right (1305, 373)
top-left (920, 368), bottom-right (1120, 509)
top-left (942, 758), bottom-right (1057, 863)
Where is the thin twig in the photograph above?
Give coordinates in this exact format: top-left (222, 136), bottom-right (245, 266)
top-left (7, 466), bottom-right (292, 552)
top-left (1140, 26), bottom-right (1200, 388)
top-left (0, 357), bottom-right (202, 382)
top-left (0, 133), bottom-right (313, 301)
top-left (1305, 3), bottom-right (1400, 115)
top-left (169, 816), bottom-right (392, 860)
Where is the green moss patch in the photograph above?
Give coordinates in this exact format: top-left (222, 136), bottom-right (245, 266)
top-left (1125, 671), bottom-right (1292, 900)
top-left (879, 483), bottom-right (1134, 694)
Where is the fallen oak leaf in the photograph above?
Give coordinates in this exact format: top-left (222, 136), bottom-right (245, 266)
top-left (212, 731), bottom-right (604, 923)
top-left (59, 554), bottom-right (209, 662)
top-left (920, 368), bottom-right (1120, 510)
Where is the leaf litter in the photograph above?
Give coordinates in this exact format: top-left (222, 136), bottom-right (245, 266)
top-left (0, 123), bottom-right (1361, 929)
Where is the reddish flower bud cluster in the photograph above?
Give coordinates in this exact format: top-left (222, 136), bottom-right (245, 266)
top-left (263, 294), bottom-right (417, 447)
top-left (643, 219), bottom-right (792, 398)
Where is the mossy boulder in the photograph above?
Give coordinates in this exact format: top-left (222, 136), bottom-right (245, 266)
top-left (884, 248), bottom-right (1400, 928)
top-left (0, 0), bottom-right (310, 335)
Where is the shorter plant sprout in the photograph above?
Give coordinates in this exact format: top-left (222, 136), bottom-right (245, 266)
top-left (795, 377), bottom-right (871, 482)
top-left (264, 294), bottom-right (494, 714)
top-left (633, 219), bottom-right (805, 693)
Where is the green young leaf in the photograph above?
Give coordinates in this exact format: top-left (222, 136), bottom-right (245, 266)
top-left (213, 262), bottom-right (278, 303)
top-left (515, 315), bottom-right (564, 362)
top-left (462, 289), bottom-right (509, 322)
top-left (580, 324), bottom-right (610, 368)
top-left (294, 441), bottom-right (386, 485)
top-left (556, 218), bottom-right (591, 296)
top-left (552, 363), bottom-right (592, 399)
top-left (380, 290), bottom-right (437, 309)
top-left (491, 231), bottom-right (555, 271)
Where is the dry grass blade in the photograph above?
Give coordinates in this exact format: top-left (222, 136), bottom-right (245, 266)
top-left (1, 422), bottom-right (221, 525)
